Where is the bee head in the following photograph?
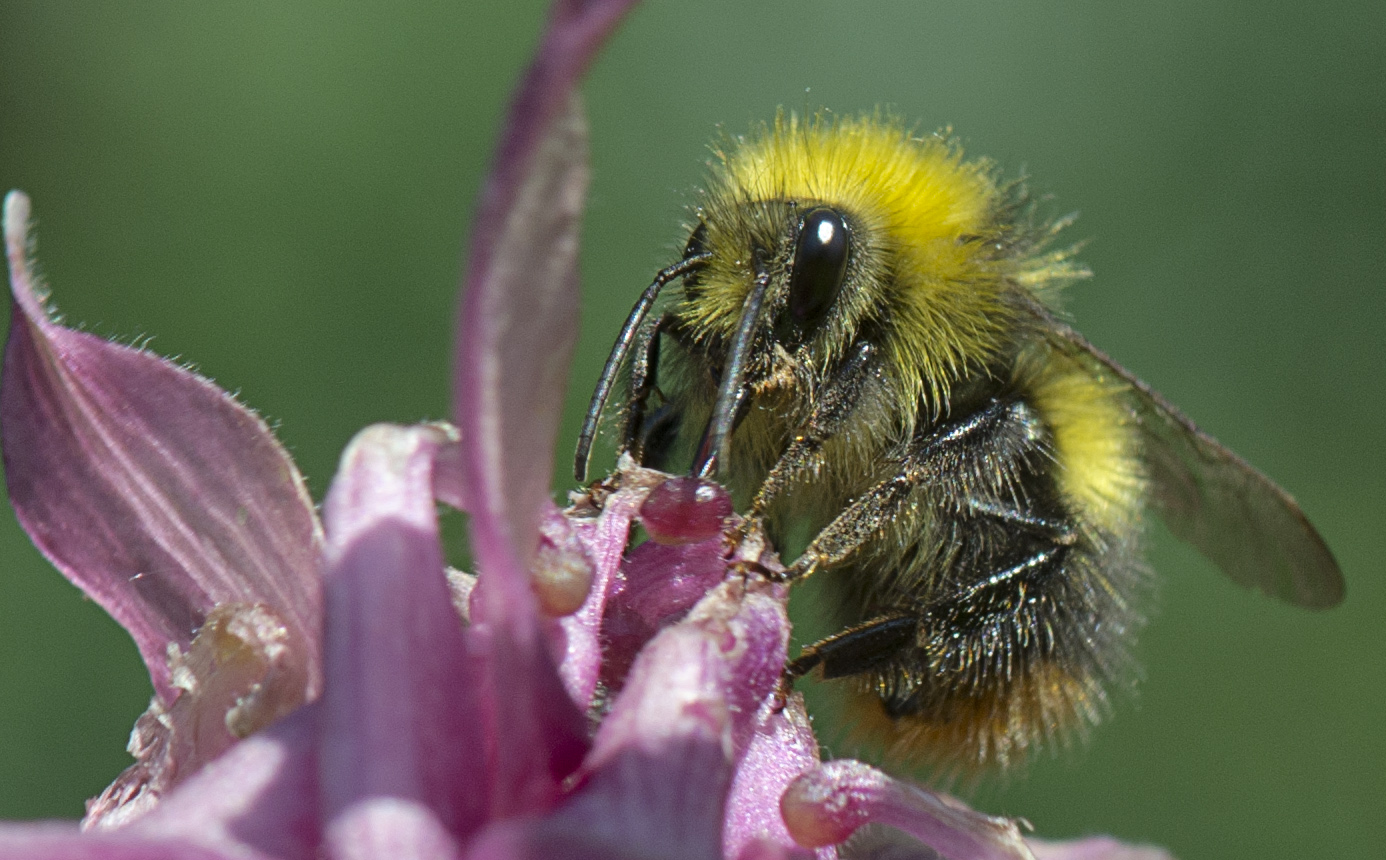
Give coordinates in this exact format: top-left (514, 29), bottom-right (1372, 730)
top-left (679, 195), bottom-right (874, 476)
top-left (680, 194), bottom-right (875, 357)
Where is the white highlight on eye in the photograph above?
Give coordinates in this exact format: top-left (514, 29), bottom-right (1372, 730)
top-left (816, 218), bottom-right (836, 245)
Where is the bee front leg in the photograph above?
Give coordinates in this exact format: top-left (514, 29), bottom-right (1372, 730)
top-left (752, 339), bottom-right (877, 514)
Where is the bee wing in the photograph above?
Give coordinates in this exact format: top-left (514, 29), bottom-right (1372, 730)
top-left (1048, 323), bottom-right (1345, 608)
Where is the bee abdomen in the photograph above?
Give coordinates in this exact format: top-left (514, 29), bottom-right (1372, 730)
top-left (817, 381), bottom-right (1147, 778)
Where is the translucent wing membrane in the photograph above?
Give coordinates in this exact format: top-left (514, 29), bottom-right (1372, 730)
top-left (1049, 324), bottom-right (1344, 609)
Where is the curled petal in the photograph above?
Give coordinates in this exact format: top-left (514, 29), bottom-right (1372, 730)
top-left (468, 618), bottom-right (590, 821)
top-left (587, 577), bottom-right (790, 774)
top-left (781, 761), bottom-right (1033, 860)
top-left (1, 191), bottom-right (323, 703)
top-left (453, 0), bottom-right (636, 622)
top-left (473, 734), bottom-right (729, 860)
top-left (735, 841), bottom-right (819, 860)
top-left (547, 498), bottom-right (617, 706)
top-left (462, 820), bottom-right (658, 860)
top-left (466, 575), bottom-right (790, 859)
top-left (319, 424), bottom-right (488, 842)
top-left (451, 0), bottom-right (637, 817)
top-left (600, 533), bottom-right (730, 693)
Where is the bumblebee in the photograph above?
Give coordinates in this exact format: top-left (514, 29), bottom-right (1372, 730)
top-left (575, 112), bottom-right (1343, 777)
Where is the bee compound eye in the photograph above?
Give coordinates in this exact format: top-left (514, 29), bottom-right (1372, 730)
top-left (789, 207), bottom-right (849, 322)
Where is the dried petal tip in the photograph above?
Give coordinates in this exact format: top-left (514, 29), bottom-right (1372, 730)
top-left (782, 760), bottom-right (1034, 860)
top-left (640, 476), bottom-right (732, 545)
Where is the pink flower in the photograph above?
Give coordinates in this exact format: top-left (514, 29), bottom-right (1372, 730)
top-left (0, 1), bottom-right (1175, 858)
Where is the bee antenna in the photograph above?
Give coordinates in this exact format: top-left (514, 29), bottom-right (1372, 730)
top-left (694, 254), bottom-right (772, 479)
top-left (575, 253), bottom-right (712, 482)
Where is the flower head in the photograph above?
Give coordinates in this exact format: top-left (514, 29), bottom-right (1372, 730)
top-left (0, 2), bottom-right (1174, 859)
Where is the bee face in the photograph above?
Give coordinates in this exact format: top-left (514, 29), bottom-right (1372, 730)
top-left (676, 199), bottom-right (861, 380)
top-left (576, 110), bottom-right (1343, 780)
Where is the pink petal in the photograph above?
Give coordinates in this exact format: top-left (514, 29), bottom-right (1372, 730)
top-left (1, 191), bottom-right (323, 703)
top-left (542, 500), bottom-right (609, 706)
top-left (780, 761), bottom-right (1033, 860)
top-left (463, 827), bottom-right (819, 860)
top-left (318, 424), bottom-right (488, 844)
top-left (600, 531), bottom-right (731, 694)
top-left (734, 841), bottom-right (818, 860)
top-left (724, 698), bottom-right (831, 860)
top-left (453, 0), bottom-right (636, 622)
top-left (462, 576), bottom-right (789, 860)
top-left (452, 0), bottom-right (637, 819)
top-left (453, 61), bottom-right (587, 623)
top-left (460, 819), bottom-right (641, 860)
top-left (587, 577), bottom-right (790, 772)
top-left (466, 733), bottom-right (727, 860)
top-left (554, 462), bottom-right (667, 708)
top-left (127, 704), bottom-right (321, 860)
top-left (1028, 838), bottom-right (1175, 860)
top-left (0, 826), bottom-right (250, 860)
top-left (323, 799), bottom-right (463, 860)
top-left (471, 615), bottom-right (591, 820)
top-left (541, 578), bottom-right (791, 860)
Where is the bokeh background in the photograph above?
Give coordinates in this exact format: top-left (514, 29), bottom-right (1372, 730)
top-left (1, 1), bottom-right (1382, 858)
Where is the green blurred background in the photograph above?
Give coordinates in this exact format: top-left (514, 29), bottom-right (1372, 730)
top-left (1, 1), bottom-right (1381, 857)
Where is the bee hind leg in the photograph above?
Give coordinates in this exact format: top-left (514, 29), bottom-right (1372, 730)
top-left (787, 612), bottom-right (918, 681)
